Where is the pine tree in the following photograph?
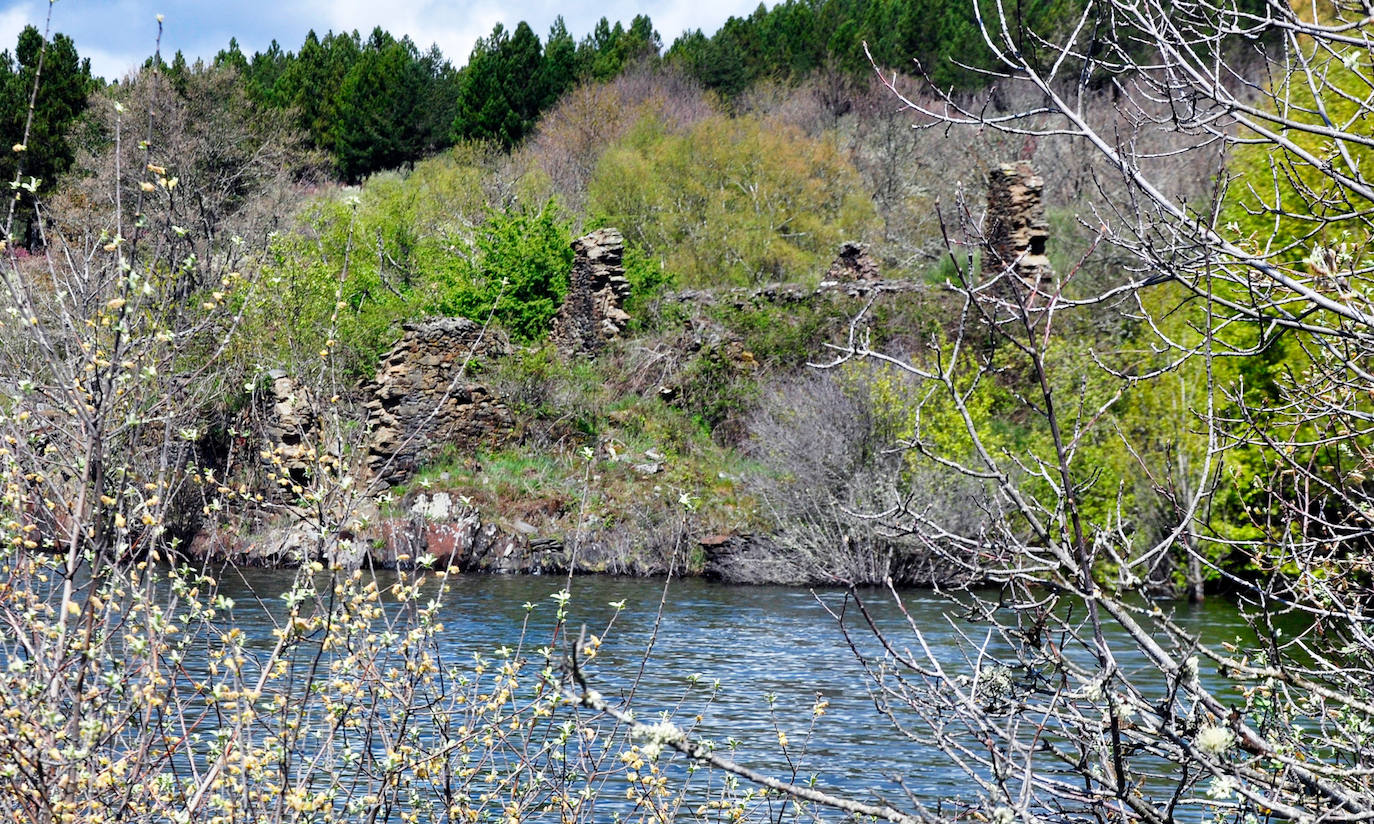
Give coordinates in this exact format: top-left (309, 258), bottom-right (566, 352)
top-left (540, 17), bottom-right (577, 108)
top-left (453, 22), bottom-right (545, 149)
top-left (277, 30), bottom-right (361, 155)
top-left (333, 31), bottom-right (427, 181)
top-left (1, 27), bottom-right (92, 195)
top-left (245, 39), bottom-right (289, 106)
top-left (213, 37), bottom-right (249, 71)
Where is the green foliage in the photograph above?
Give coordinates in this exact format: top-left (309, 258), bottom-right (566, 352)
top-left (449, 200), bottom-right (574, 342)
top-left (453, 22), bottom-right (547, 149)
top-left (721, 297), bottom-right (847, 370)
top-left (237, 150), bottom-right (487, 377)
top-left (215, 14), bottom-right (663, 176)
top-left (576, 15), bottom-right (661, 82)
top-left (333, 30), bottom-right (445, 181)
top-left (587, 113), bottom-right (874, 288)
top-left (1223, 48), bottom-right (1374, 263)
top-left (237, 153), bottom-right (575, 380)
top-left (672, 346), bottom-right (760, 441)
top-left (664, 0), bottom-right (1081, 96)
top-left (224, 27), bottom-right (458, 181)
top-left (0, 26), bottom-right (94, 243)
top-left (621, 241), bottom-right (674, 319)
top-left (269, 31), bottom-right (359, 150)
top-left (540, 18), bottom-right (578, 108)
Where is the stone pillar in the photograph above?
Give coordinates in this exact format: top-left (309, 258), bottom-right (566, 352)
top-left (550, 228), bottom-right (631, 358)
top-left (984, 162), bottom-right (1053, 295)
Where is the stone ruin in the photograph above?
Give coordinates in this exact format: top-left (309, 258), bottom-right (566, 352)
top-left (825, 241), bottom-right (881, 282)
top-left (550, 227), bottom-right (631, 358)
top-left (261, 371), bottom-right (318, 485)
top-left (364, 318), bottom-right (515, 485)
top-left (984, 162), bottom-right (1053, 294)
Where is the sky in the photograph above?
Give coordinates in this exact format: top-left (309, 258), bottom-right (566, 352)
top-left (0, 0), bottom-right (763, 82)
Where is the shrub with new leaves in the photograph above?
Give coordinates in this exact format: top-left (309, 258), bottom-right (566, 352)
top-left (588, 113), bottom-right (874, 287)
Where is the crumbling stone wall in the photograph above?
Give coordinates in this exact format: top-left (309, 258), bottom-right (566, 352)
top-left (985, 162), bottom-right (1053, 292)
top-left (261, 371), bottom-right (318, 485)
top-left (825, 241), bottom-right (881, 282)
top-left (365, 318), bottom-right (514, 485)
top-left (550, 227), bottom-right (631, 358)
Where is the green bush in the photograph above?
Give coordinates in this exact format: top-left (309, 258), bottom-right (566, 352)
top-left (436, 199), bottom-right (573, 342)
top-left (587, 113), bottom-right (874, 288)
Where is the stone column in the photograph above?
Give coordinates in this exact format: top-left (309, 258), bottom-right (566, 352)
top-left (551, 228), bottom-right (631, 358)
top-left (984, 162), bottom-right (1053, 295)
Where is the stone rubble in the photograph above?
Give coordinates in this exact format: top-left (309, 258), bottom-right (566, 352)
top-left (825, 240), bottom-right (881, 281)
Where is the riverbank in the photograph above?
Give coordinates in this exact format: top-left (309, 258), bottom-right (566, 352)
top-left (187, 489), bottom-right (978, 587)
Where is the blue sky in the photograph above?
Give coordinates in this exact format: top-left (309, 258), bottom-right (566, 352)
top-left (0, 0), bottom-right (763, 81)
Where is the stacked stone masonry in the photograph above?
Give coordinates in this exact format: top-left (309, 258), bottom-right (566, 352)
top-left (984, 161), bottom-right (1053, 293)
top-left (825, 241), bottom-right (881, 282)
top-left (262, 371), bottom-right (318, 484)
top-left (364, 318), bottom-right (515, 485)
top-left (550, 227), bottom-right (631, 358)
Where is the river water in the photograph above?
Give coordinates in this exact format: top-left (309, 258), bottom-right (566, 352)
top-left (204, 567), bottom-right (1259, 819)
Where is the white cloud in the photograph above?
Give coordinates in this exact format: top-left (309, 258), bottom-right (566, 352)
top-left (0, 5), bottom-right (28, 50)
top-left (301, 0), bottom-right (542, 65)
top-left (0, 0), bottom-right (150, 80)
top-left (82, 44), bottom-right (141, 82)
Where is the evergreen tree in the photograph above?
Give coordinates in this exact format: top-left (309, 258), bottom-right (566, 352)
top-left (619, 15), bottom-right (661, 66)
top-left (577, 18), bottom-right (616, 80)
top-left (277, 30), bottom-right (361, 152)
top-left (578, 15), bottom-right (661, 81)
top-left (166, 50), bottom-right (191, 92)
top-left (540, 17), bottom-right (577, 108)
top-left (245, 39), bottom-right (289, 107)
top-left (213, 37), bottom-right (249, 72)
top-left (0, 27), bottom-right (92, 196)
top-left (453, 23), bottom-right (510, 146)
top-left (452, 22), bottom-right (545, 148)
top-left (415, 44), bottom-right (459, 156)
top-left (504, 22), bottom-right (546, 134)
top-left (333, 30), bottom-right (427, 181)
top-left (663, 0), bottom-right (1039, 95)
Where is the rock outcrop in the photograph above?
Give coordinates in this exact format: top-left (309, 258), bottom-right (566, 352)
top-left (550, 228), bottom-right (631, 358)
top-left (984, 161), bottom-right (1052, 292)
top-left (185, 493), bottom-right (547, 573)
top-left (825, 241), bottom-right (881, 281)
top-left (373, 492), bottom-right (545, 572)
top-left (364, 318), bottom-right (514, 485)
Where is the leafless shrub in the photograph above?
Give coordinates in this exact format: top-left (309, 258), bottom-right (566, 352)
top-left (775, 2), bottom-right (1374, 822)
top-left (49, 62), bottom-right (321, 302)
top-left (733, 63), bottom-right (860, 135)
top-left (517, 63), bottom-right (715, 212)
top-left (743, 367), bottom-right (991, 585)
top-left (0, 26), bottom-right (724, 824)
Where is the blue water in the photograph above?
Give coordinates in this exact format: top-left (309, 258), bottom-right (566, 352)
top-left (202, 567), bottom-right (1260, 820)
top-left (1, 559), bottom-right (1265, 822)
